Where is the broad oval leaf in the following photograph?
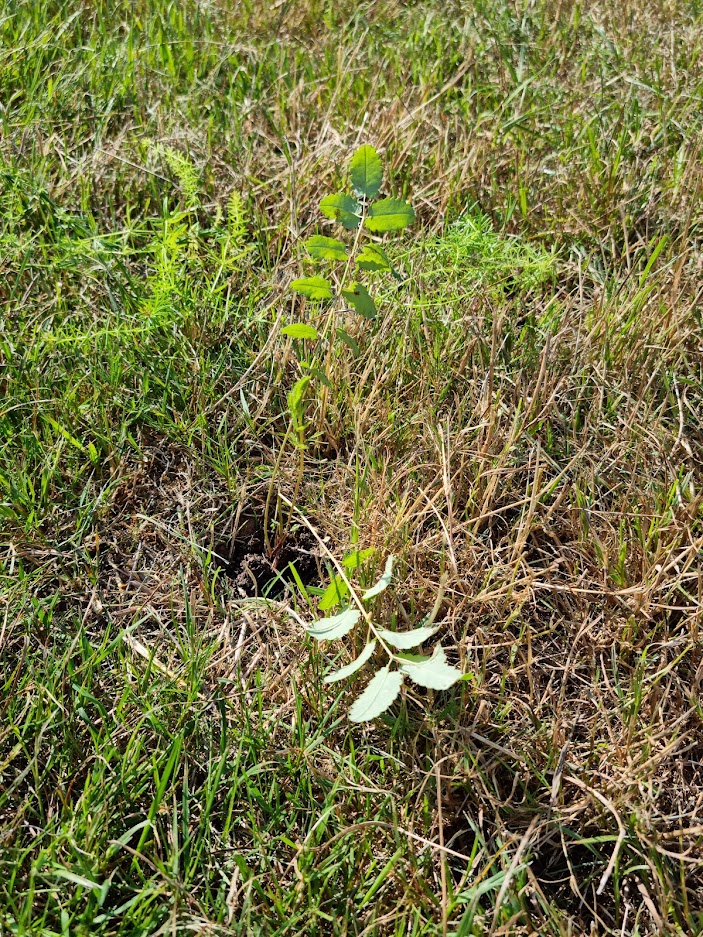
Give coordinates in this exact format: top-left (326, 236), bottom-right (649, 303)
top-left (349, 145), bottom-right (383, 199)
top-left (281, 323), bottom-right (319, 340)
top-left (399, 644), bottom-right (462, 690)
top-left (306, 606), bottom-right (361, 641)
top-left (362, 555), bottom-right (394, 601)
top-left (318, 572), bottom-right (350, 611)
top-left (365, 198), bottom-right (415, 233)
top-left (323, 640), bottom-right (377, 684)
top-left (341, 283), bottom-right (376, 318)
top-left (356, 243), bottom-right (391, 272)
top-left (319, 193), bottom-right (361, 230)
top-left (304, 235), bottom-right (348, 262)
top-left (377, 624), bottom-right (438, 649)
top-left (291, 276), bottom-right (333, 300)
top-left (348, 666), bottom-right (403, 723)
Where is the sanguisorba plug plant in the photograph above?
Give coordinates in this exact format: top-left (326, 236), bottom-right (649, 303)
top-left (307, 554), bottom-right (463, 722)
top-left (266, 146), bottom-right (412, 554)
top-left (283, 144), bottom-right (413, 425)
top-left (281, 147), bottom-right (463, 721)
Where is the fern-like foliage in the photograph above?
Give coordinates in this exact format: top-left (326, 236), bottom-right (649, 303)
top-left (227, 190), bottom-right (246, 248)
top-left (160, 146), bottom-right (200, 212)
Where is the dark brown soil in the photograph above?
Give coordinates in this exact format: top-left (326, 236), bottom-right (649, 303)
top-left (211, 510), bottom-right (321, 598)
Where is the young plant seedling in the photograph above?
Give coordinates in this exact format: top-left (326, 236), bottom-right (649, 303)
top-left (269, 146), bottom-right (414, 555)
top-left (306, 554), bottom-right (463, 723)
top-left (284, 144), bottom-right (414, 424)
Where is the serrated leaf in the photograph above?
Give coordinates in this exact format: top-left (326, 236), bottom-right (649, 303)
top-left (348, 666), bottom-right (403, 722)
top-left (320, 193), bottom-right (361, 230)
top-left (377, 624), bottom-right (439, 649)
top-left (356, 243), bottom-right (392, 272)
top-left (399, 644), bottom-right (462, 690)
top-left (318, 572), bottom-right (349, 611)
top-left (291, 276), bottom-right (333, 300)
top-left (349, 145), bottom-right (383, 199)
top-left (341, 283), bottom-right (376, 318)
top-left (281, 323), bottom-right (319, 340)
top-left (365, 198), bottom-right (415, 233)
top-left (336, 327), bottom-right (360, 357)
top-left (323, 640), bottom-right (377, 684)
top-left (343, 547), bottom-right (375, 570)
top-left (304, 235), bottom-right (348, 262)
top-left (362, 555), bottom-right (394, 601)
top-left (306, 606), bottom-right (361, 641)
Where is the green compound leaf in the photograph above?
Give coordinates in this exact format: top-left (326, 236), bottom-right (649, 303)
top-left (323, 640), bottom-right (377, 684)
top-left (362, 555), bottom-right (394, 601)
top-left (356, 243), bottom-right (391, 272)
top-left (365, 198), bottom-right (415, 233)
top-left (281, 323), bottom-right (319, 340)
top-left (304, 235), bottom-right (348, 261)
top-left (377, 624), bottom-right (439, 649)
top-left (349, 666), bottom-right (403, 723)
top-left (399, 644), bottom-right (462, 690)
top-left (341, 283), bottom-right (376, 318)
top-left (291, 276), bottom-right (333, 300)
top-left (320, 193), bottom-right (361, 230)
top-left (306, 606), bottom-right (361, 641)
top-left (349, 145), bottom-right (383, 199)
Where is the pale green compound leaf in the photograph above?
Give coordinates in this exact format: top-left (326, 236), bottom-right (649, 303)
top-left (341, 282), bottom-right (376, 318)
top-left (362, 554), bottom-right (394, 601)
top-left (323, 640), bottom-right (377, 684)
top-left (377, 624), bottom-right (439, 649)
top-left (306, 606), bottom-right (360, 641)
top-left (348, 666), bottom-right (403, 723)
top-left (318, 572), bottom-right (350, 611)
top-left (399, 644), bottom-right (463, 690)
top-left (290, 276), bottom-right (333, 300)
top-left (304, 235), bottom-right (348, 261)
top-left (281, 323), bottom-right (319, 340)
top-left (349, 145), bottom-right (383, 199)
top-left (365, 198), bottom-right (415, 233)
top-left (319, 193), bottom-right (361, 230)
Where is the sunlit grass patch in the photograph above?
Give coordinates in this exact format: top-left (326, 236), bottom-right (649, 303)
top-left (1, 0), bottom-right (702, 934)
top-left (414, 209), bottom-right (556, 298)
